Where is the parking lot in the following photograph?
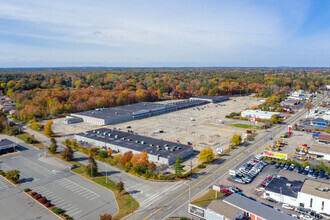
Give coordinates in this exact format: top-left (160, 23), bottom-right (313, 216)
top-left (218, 152), bottom-right (330, 218)
top-left (0, 136), bottom-right (118, 219)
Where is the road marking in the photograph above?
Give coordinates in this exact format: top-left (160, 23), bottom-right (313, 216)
top-left (70, 210), bottom-right (82, 216)
top-left (55, 178), bottom-right (100, 199)
top-left (142, 96), bottom-right (326, 220)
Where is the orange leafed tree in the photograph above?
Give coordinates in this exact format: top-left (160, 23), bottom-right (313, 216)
top-left (131, 151), bottom-right (149, 168)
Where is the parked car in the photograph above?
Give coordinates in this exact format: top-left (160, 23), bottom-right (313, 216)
top-left (324, 172), bottom-right (329, 179)
top-left (312, 170), bottom-right (318, 178)
top-left (70, 164), bottom-right (78, 169)
top-left (269, 160), bottom-right (275, 165)
top-left (222, 188), bottom-right (233, 195)
top-left (296, 207), bottom-right (309, 214)
top-left (308, 168), bottom-right (314, 177)
top-left (318, 170), bottom-right (324, 178)
top-left (294, 164), bottom-right (300, 172)
top-left (275, 163), bottom-right (281, 169)
top-left (300, 214), bottom-right (314, 220)
top-left (289, 164), bottom-right (295, 171)
top-left (284, 162), bottom-right (291, 170)
top-left (280, 163), bottom-right (286, 169)
top-left (282, 203), bottom-right (295, 210)
top-left (265, 197), bottom-right (277, 203)
top-left (298, 166), bottom-right (304, 174)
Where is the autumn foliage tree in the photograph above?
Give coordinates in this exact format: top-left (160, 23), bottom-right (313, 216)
top-left (44, 120), bottom-right (54, 136)
top-left (120, 151), bottom-right (133, 167)
top-left (61, 146), bottom-right (74, 161)
top-left (131, 151), bottom-right (149, 175)
top-left (100, 213), bottom-right (112, 220)
top-left (198, 149), bottom-right (214, 163)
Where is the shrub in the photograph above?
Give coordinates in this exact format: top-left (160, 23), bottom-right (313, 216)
top-left (31, 192), bottom-right (37, 196)
top-left (0, 171), bottom-right (5, 176)
top-left (34, 194), bottom-right (42, 200)
top-left (52, 207), bottom-right (63, 214)
top-left (45, 202), bottom-right (51, 207)
top-left (62, 213), bottom-right (74, 220)
top-left (39, 197), bottom-right (47, 204)
top-left (24, 188), bottom-right (31, 192)
top-left (197, 164), bottom-right (206, 169)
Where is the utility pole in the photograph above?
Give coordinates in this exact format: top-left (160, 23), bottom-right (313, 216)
top-left (91, 163), bottom-right (93, 180)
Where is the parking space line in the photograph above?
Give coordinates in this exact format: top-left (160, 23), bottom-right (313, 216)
top-left (70, 210), bottom-right (82, 216)
top-left (66, 207), bottom-right (79, 214)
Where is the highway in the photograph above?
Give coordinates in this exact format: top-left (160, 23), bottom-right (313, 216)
top-left (125, 94), bottom-right (326, 220)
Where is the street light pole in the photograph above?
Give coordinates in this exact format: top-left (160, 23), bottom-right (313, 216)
top-left (91, 163), bottom-right (93, 180)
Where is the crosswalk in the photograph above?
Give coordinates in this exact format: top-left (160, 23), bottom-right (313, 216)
top-left (32, 185), bottom-right (83, 217)
top-left (138, 181), bottom-right (183, 208)
top-left (0, 177), bottom-right (12, 191)
top-left (55, 178), bottom-right (100, 200)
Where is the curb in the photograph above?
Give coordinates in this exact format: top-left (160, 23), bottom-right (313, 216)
top-left (0, 151), bottom-right (21, 158)
top-left (23, 191), bottom-right (62, 219)
top-left (71, 171), bottom-right (120, 217)
top-left (0, 173), bottom-right (19, 187)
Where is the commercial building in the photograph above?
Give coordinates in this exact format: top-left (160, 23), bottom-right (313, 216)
top-left (308, 143), bottom-right (330, 161)
top-left (264, 178), bottom-right (330, 215)
top-left (74, 128), bottom-right (193, 165)
top-left (189, 96), bottom-right (229, 103)
top-left (281, 99), bottom-right (299, 106)
top-left (317, 134), bottom-right (330, 144)
top-left (0, 139), bottom-right (18, 155)
top-left (311, 118), bottom-right (329, 127)
top-left (223, 193), bottom-right (294, 220)
top-left (190, 194), bottom-right (294, 220)
top-left (241, 110), bottom-right (279, 120)
top-left (68, 100), bottom-right (208, 125)
top-left (264, 178), bottom-right (304, 206)
top-left (299, 180), bottom-right (330, 214)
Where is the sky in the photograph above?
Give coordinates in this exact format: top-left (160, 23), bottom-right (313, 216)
top-left (0, 0), bottom-right (329, 67)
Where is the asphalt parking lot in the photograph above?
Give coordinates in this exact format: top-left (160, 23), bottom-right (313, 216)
top-left (219, 153), bottom-right (330, 217)
top-left (0, 136), bottom-right (118, 219)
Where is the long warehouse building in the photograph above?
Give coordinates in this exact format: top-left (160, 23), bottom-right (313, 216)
top-left (68, 99), bottom-right (209, 125)
top-left (74, 128), bottom-right (194, 165)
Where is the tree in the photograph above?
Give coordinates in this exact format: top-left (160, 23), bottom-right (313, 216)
top-left (100, 213), bottom-right (112, 220)
top-left (304, 102), bottom-right (313, 112)
top-left (61, 146), bottom-right (74, 161)
top-left (198, 149), bottom-right (215, 163)
top-left (270, 114), bottom-right (280, 124)
top-left (174, 156), bottom-right (185, 177)
top-left (107, 149), bottom-right (113, 157)
top-left (98, 150), bottom-right (108, 160)
top-left (230, 134), bottom-right (242, 146)
top-left (116, 181), bottom-right (124, 193)
top-left (6, 170), bottom-right (20, 184)
top-left (48, 137), bottom-right (58, 153)
top-left (44, 120), bottom-right (54, 136)
top-left (64, 138), bottom-right (71, 147)
top-left (120, 151), bottom-right (133, 166)
top-left (86, 156), bottom-right (98, 177)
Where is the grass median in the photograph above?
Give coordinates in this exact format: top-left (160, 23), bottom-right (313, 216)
top-left (16, 133), bottom-right (47, 149)
top-left (49, 152), bottom-right (139, 219)
top-left (191, 189), bottom-right (224, 207)
top-left (229, 123), bottom-right (263, 130)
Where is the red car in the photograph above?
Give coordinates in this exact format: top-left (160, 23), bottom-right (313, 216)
top-left (221, 189), bottom-right (233, 195)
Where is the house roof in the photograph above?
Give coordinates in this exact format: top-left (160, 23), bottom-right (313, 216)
top-left (223, 194), bottom-right (294, 220)
top-left (300, 179), bottom-right (330, 200)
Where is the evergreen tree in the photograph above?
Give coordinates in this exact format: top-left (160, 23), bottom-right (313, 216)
top-left (174, 156), bottom-right (185, 177)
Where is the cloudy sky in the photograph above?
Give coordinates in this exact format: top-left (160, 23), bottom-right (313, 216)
top-left (0, 0), bottom-right (329, 67)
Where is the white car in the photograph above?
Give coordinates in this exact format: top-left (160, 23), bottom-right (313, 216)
top-left (282, 203), bottom-right (295, 210)
top-left (300, 214), bottom-right (314, 220)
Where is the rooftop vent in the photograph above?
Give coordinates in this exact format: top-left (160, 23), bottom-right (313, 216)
top-left (115, 135), bottom-right (118, 138)
top-left (122, 137), bottom-right (125, 140)
top-left (115, 112), bottom-right (118, 115)
top-left (127, 138), bottom-right (131, 141)
top-left (108, 133), bottom-right (112, 137)
top-left (286, 183), bottom-right (291, 187)
top-left (141, 141), bottom-right (145, 144)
